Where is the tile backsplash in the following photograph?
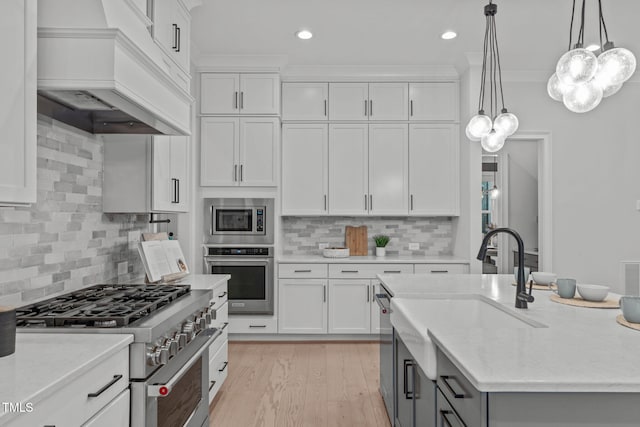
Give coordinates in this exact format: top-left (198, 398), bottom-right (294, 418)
top-left (281, 216), bottom-right (453, 256)
top-left (0, 117), bottom-right (149, 305)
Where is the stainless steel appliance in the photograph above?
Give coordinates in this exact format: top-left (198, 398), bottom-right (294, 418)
top-left (375, 285), bottom-right (394, 423)
top-left (205, 198), bottom-right (274, 245)
top-left (204, 246), bottom-right (274, 315)
top-left (16, 284), bottom-right (218, 427)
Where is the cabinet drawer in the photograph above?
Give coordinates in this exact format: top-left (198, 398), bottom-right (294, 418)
top-left (329, 263), bottom-right (413, 279)
top-left (82, 389), bottom-right (130, 427)
top-left (212, 301), bottom-right (228, 328)
top-left (414, 264), bottom-right (469, 274)
top-left (10, 346), bottom-right (129, 427)
top-left (436, 389), bottom-right (467, 427)
top-left (209, 324), bottom-right (228, 357)
top-left (228, 316), bottom-right (277, 333)
top-left (436, 349), bottom-right (483, 426)
top-left (208, 340), bottom-right (229, 403)
top-left (279, 263), bottom-right (328, 278)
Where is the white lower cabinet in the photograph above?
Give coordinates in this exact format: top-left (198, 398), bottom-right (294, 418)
top-left (82, 389), bottom-right (130, 427)
top-left (208, 341), bottom-right (229, 403)
top-left (278, 279), bottom-right (327, 334)
top-left (207, 280), bottom-right (228, 404)
top-left (371, 280), bottom-right (382, 333)
top-left (328, 280), bottom-right (371, 334)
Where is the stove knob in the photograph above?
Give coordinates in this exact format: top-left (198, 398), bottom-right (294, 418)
top-left (182, 321), bottom-right (195, 341)
top-left (157, 347), bottom-right (169, 365)
top-left (205, 312), bottom-right (212, 324)
top-left (147, 348), bottom-right (159, 366)
top-left (177, 333), bottom-right (188, 348)
top-left (167, 340), bottom-right (179, 357)
top-left (197, 317), bottom-right (207, 330)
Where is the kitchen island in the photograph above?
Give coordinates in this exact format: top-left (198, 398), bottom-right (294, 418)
top-left (379, 273), bottom-right (640, 426)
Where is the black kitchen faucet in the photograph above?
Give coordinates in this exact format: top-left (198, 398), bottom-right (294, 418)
top-left (477, 227), bottom-right (534, 309)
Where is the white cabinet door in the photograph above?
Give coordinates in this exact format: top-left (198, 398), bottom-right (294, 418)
top-left (369, 124), bottom-right (409, 215)
top-left (329, 124), bottom-right (369, 215)
top-left (153, 0), bottom-right (190, 72)
top-left (329, 82), bottom-right (368, 120)
top-left (369, 83), bottom-right (409, 121)
top-left (282, 124), bottom-right (328, 215)
top-left (200, 117), bottom-right (239, 186)
top-left (239, 117), bottom-right (279, 186)
top-left (152, 136), bottom-right (172, 212)
top-left (0, 0), bottom-right (36, 205)
top-left (370, 281), bottom-right (381, 333)
top-left (169, 136), bottom-right (188, 210)
top-left (279, 279), bottom-right (327, 334)
top-left (239, 74), bottom-right (280, 115)
top-left (200, 73), bottom-right (240, 114)
top-left (409, 124), bottom-right (459, 216)
top-left (409, 82), bottom-right (459, 122)
top-left (282, 82), bottom-right (328, 120)
top-left (328, 280), bottom-right (371, 334)
top-left (172, 1), bottom-right (190, 72)
top-left (82, 389), bottom-right (130, 427)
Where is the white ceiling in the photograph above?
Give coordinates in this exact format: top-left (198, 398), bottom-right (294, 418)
top-left (190, 0), bottom-right (640, 73)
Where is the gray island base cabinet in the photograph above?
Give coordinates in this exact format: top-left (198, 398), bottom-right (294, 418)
top-left (435, 347), bottom-right (640, 427)
top-left (396, 335), bottom-right (436, 427)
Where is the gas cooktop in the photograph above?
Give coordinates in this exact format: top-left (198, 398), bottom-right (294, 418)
top-left (16, 284), bottom-right (191, 328)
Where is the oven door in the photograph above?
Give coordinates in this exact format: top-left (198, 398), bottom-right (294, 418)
top-left (131, 329), bottom-right (221, 427)
top-left (204, 257), bottom-right (274, 315)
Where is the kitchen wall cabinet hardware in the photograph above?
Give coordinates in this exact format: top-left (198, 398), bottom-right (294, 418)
top-left (278, 279), bottom-right (328, 334)
top-left (282, 82), bottom-right (329, 120)
top-left (279, 263), bottom-right (328, 278)
top-left (328, 123), bottom-right (408, 215)
top-left (103, 135), bottom-right (188, 213)
top-left (329, 83), bottom-right (409, 121)
top-left (152, 0), bottom-right (191, 77)
top-left (282, 124), bottom-right (329, 215)
top-left (201, 73), bottom-right (280, 115)
top-left (227, 316), bottom-right (278, 334)
top-left (0, 0), bottom-right (36, 206)
top-left (414, 264), bottom-right (470, 274)
top-left (409, 82), bottom-right (459, 122)
top-left (200, 117), bottom-right (278, 187)
top-left (409, 124), bottom-right (460, 216)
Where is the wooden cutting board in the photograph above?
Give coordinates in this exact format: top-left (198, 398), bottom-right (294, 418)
top-left (345, 226), bottom-right (368, 256)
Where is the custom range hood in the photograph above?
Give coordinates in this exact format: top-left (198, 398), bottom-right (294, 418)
top-left (37, 0), bottom-right (192, 135)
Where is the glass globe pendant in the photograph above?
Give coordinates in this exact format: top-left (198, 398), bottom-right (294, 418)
top-left (466, 113), bottom-right (492, 141)
top-left (562, 80), bottom-right (603, 113)
top-left (493, 110), bottom-right (519, 136)
top-left (547, 73), bottom-right (572, 102)
top-left (556, 48), bottom-right (598, 85)
top-left (596, 46), bottom-right (637, 86)
top-left (480, 129), bottom-right (506, 153)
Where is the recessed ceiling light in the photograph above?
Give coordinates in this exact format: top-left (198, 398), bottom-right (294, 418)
top-left (441, 31), bottom-right (457, 40)
top-left (585, 43), bottom-right (600, 51)
top-left (295, 30), bottom-right (313, 40)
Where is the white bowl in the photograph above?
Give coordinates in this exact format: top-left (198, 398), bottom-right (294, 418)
top-left (531, 272), bottom-right (557, 285)
top-left (576, 284), bottom-right (610, 302)
top-left (322, 247), bottom-right (350, 258)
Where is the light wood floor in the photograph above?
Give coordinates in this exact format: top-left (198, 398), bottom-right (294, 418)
top-left (209, 342), bottom-right (392, 427)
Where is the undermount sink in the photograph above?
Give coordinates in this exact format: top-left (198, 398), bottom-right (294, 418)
top-left (390, 294), bottom-right (546, 380)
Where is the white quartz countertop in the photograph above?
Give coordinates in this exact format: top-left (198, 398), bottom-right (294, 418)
top-left (165, 273), bottom-right (230, 290)
top-left (379, 273), bottom-right (640, 393)
top-left (0, 333), bottom-right (133, 423)
top-left (277, 255), bottom-right (469, 264)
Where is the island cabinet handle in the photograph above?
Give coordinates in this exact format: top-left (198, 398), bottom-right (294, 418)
top-left (294, 269), bottom-right (312, 273)
top-left (403, 360), bottom-right (415, 399)
top-left (87, 374), bottom-right (123, 398)
top-left (440, 410), bottom-right (456, 427)
top-left (440, 375), bottom-right (466, 399)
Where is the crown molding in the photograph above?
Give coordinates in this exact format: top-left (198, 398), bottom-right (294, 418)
top-left (195, 54), bottom-right (288, 72)
top-left (281, 64), bottom-right (459, 82)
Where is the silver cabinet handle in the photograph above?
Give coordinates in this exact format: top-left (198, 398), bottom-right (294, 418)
top-left (324, 99), bottom-right (327, 117)
top-left (410, 100), bottom-right (414, 116)
top-left (234, 164), bottom-right (237, 182)
top-left (249, 324), bottom-right (266, 328)
top-left (240, 164), bottom-right (243, 182)
top-left (294, 269), bottom-right (312, 273)
top-left (410, 194), bottom-right (414, 210)
top-left (369, 194), bottom-right (373, 211)
top-left (369, 100), bottom-right (373, 117)
top-left (341, 270), bottom-right (359, 273)
top-left (383, 270), bottom-right (401, 274)
top-left (234, 91), bottom-right (238, 109)
top-left (240, 92), bottom-right (244, 109)
top-left (364, 194), bottom-right (368, 210)
top-left (323, 285), bottom-right (326, 302)
top-left (364, 99), bottom-right (368, 117)
top-left (324, 194), bottom-right (327, 211)
top-left (366, 285), bottom-right (369, 302)
top-left (431, 270), bottom-right (449, 274)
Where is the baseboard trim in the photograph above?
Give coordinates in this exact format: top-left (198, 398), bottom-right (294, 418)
top-left (228, 333), bottom-right (381, 342)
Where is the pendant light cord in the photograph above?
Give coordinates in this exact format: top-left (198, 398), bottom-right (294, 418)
top-left (568, 0), bottom-right (576, 50)
top-left (479, 15), bottom-right (490, 113)
top-left (597, 0), bottom-right (610, 48)
top-left (492, 16), bottom-right (506, 112)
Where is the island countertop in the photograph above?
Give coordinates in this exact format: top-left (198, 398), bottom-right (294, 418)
top-left (378, 273), bottom-right (640, 393)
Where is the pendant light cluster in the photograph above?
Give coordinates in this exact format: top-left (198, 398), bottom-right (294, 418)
top-left (466, 1), bottom-right (518, 153)
top-left (547, 0), bottom-right (636, 113)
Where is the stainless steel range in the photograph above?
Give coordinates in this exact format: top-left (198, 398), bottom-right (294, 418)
top-left (16, 284), bottom-right (219, 427)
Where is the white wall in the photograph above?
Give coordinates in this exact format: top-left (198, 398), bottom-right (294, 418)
top-left (498, 80), bottom-right (640, 292)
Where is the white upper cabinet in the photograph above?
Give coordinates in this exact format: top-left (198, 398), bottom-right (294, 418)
top-left (368, 83), bottom-right (409, 120)
top-left (152, 0), bottom-right (191, 73)
top-left (329, 124), bottom-right (369, 215)
top-left (281, 83), bottom-right (328, 120)
top-left (0, 0), bottom-right (36, 206)
top-left (369, 124), bottom-right (409, 215)
top-left (152, 136), bottom-right (188, 212)
top-left (200, 73), bottom-right (280, 115)
top-left (200, 117), bottom-right (278, 187)
top-left (409, 82), bottom-right (459, 122)
top-left (409, 124), bottom-right (459, 216)
top-left (329, 83), bottom-right (408, 121)
top-left (281, 124), bottom-right (328, 215)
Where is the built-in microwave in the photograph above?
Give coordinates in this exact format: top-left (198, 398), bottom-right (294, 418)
top-left (204, 198), bottom-right (274, 245)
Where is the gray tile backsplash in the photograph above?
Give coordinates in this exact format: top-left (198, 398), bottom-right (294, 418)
top-left (281, 216), bottom-right (453, 256)
top-left (0, 117), bottom-right (149, 304)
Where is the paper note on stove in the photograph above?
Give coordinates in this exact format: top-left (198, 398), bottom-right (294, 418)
top-left (138, 240), bottom-right (189, 283)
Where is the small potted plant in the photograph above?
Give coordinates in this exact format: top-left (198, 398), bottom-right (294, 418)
top-left (373, 234), bottom-right (390, 257)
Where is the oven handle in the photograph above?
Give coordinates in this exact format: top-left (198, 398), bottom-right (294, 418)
top-left (147, 328), bottom-right (222, 397)
top-left (374, 293), bottom-right (392, 313)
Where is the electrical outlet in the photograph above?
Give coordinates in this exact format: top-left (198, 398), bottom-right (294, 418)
top-left (409, 243), bottom-right (420, 251)
top-left (117, 261), bottom-right (128, 276)
top-left (318, 242), bottom-right (330, 250)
